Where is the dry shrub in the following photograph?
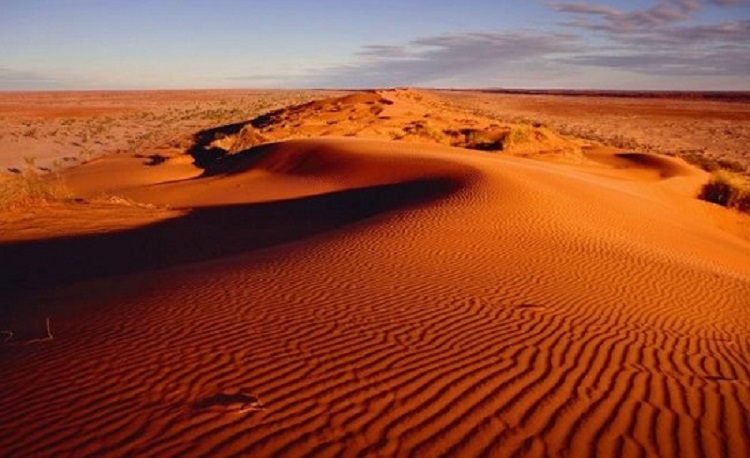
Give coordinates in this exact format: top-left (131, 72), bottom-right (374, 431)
top-left (699, 170), bottom-right (750, 213)
top-left (0, 160), bottom-right (73, 211)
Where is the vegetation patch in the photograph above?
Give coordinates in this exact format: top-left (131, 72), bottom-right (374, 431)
top-left (411, 122), bottom-right (450, 144)
top-left (444, 128), bottom-right (506, 151)
top-left (0, 158), bottom-right (73, 211)
top-left (699, 170), bottom-right (750, 213)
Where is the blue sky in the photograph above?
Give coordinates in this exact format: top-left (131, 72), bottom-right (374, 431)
top-left (1, 0), bottom-right (748, 90)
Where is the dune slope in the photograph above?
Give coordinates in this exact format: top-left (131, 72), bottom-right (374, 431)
top-left (1, 138), bottom-right (749, 457)
top-left (189, 88), bottom-right (585, 163)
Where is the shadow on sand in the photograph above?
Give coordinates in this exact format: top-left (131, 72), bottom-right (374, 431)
top-left (0, 176), bottom-right (462, 300)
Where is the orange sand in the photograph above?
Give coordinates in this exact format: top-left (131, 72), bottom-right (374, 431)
top-left (1, 91), bottom-right (749, 457)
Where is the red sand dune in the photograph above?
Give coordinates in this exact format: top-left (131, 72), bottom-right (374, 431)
top-left (1, 91), bottom-right (750, 457)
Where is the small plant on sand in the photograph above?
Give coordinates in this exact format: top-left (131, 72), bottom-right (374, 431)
top-left (0, 157), bottom-right (73, 211)
top-left (699, 170), bottom-right (750, 213)
top-left (508, 125), bottom-right (531, 145)
top-left (716, 158), bottom-right (747, 174)
top-left (680, 149), bottom-right (720, 172)
top-left (401, 121), bottom-right (449, 145)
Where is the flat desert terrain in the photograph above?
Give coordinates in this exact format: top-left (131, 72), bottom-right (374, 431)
top-left (1, 89), bottom-right (749, 457)
top-left (0, 90), bottom-right (348, 172)
top-left (440, 90), bottom-right (750, 175)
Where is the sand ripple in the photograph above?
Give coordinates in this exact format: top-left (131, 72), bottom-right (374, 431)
top-left (1, 139), bottom-right (749, 457)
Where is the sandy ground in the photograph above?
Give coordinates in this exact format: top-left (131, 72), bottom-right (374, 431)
top-left (0, 89), bottom-right (349, 172)
top-left (1, 90), bottom-right (749, 457)
top-left (439, 90), bottom-right (750, 175)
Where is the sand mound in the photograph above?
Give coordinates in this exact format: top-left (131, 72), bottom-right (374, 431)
top-left (614, 152), bottom-right (694, 178)
top-left (0, 139), bottom-right (473, 294)
top-left (1, 136), bottom-right (749, 456)
top-left (188, 89), bottom-right (585, 164)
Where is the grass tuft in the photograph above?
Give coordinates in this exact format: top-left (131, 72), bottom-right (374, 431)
top-left (0, 158), bottom-right (73, 211)
top-left (698, 170), bottom-right (750, 213)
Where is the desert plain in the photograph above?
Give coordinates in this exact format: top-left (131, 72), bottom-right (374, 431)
top-left (1, 88), bottom-right (749, 457)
